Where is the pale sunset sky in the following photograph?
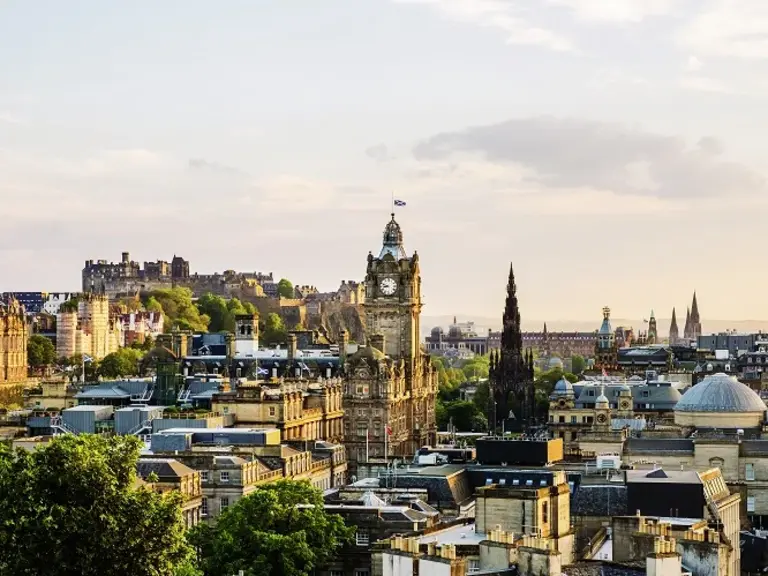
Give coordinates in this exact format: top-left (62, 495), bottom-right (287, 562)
top-left (1, 1), bottom-right (767, 322)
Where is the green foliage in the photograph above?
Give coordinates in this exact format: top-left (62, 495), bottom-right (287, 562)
top-left (472, 380), bottom-right (492, 414)
top-left (197, 294), bottom-right (259, 333)
top-left (144, 288), bottom-right (210, 333)
top-left (98, 348), bottom-right (144, 378)
top-left (437, 400), bottom-right (487, 432)
top-left (190, 479), bottom-right (354, 576)
top-left (58, 297), bottom-right (81, 313)
top-left (277, 278), bottom-right (294, 299)
top-left (27, 334), bottom-right (56, 370)
top-left (0, 435), bottom-right (193, 576)
top-left (262, 313), bottom-right (287, 346)
top-left (461, 355), bottom-right (490, 381)
top-left (571, 355), bottom-right (586, 375)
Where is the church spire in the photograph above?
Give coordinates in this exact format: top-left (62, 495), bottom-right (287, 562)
top-left (501, 262), bottom-right (523, 354)
top-left (669, 307), bottom-right (679, 344)
top-left (691, 291), bottom-right (700, 322)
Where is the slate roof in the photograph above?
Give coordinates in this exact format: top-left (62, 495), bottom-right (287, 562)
top-left (624, 438), bottom-right (694, 454)
top-left (137, 458), bottom-right (195, 479)
top-left (574, 383), bottom-right (682, 410)
top-left (570, 485), bottom-right (628, 517)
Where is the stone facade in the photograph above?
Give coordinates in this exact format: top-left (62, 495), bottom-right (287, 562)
top-left (56, 293), bottom-right (121, 360)
top-left (343, 214), bottom-right (438, 469)
top-left (82, 251), bottom-right (274, 298)
top-left (0, 298), bottom-right (28, 384)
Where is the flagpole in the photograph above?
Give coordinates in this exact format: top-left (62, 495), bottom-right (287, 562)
top-left (366, 428), bottom-right (369, 463)
top-left (384, 423), bottom-right (388, 467)
top-left (391, 190), bottom-right (394, 215)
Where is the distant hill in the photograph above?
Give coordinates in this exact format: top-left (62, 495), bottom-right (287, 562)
top-left (421, 315), bottom-right (768, 340)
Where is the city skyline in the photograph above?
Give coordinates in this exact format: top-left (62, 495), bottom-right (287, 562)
top-left (3, 1), bottom-right (768, 320)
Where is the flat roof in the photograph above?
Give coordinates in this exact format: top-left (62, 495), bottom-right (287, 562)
top-left (418, 522), bottom-right (485, 546)
top-left (156, 427), bottom-right (279, 435)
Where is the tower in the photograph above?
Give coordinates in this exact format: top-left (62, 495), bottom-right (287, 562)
top-left (489, 263), bottom-right (533, 429)
top-left (345, 212), bottom-right (436, 467)
top-left (669, 307), bottom-right (679, 345)
top-left (595, 307), bottom-right (617, 370)
top-left (234, 314), bottom-right (259, 357)
top-left (683, 307), bottom-right (691, 340)
top-left (689, 292), bottom-right (702, 340)
top-left (647, 310), bottom-right (657, 345)
top-left (594, 387), bottom-right (611, 431)
top-left (362, 213), bottom-right (421, 361)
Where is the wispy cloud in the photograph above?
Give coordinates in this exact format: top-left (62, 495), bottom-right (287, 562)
top-left (412, 116), bottom-right (767, 199)
top-left (365, 143), bottom-right (395, 163)
top-left (679, 1), bottom-right (768, 59)
top-left (679, 75), bottom-right (733, 94)
top-left (547, 0), bottom-right (678, 23)
top-left (188, 158), bottom-right (247, 176)
top-left (392, 0), bottom-right (576, 53)
top-left (0, 112), bottom-right (22, 124)
top-left (685, 55), bottom-right (703, 72)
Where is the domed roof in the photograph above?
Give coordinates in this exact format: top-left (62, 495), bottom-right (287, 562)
top-left (595, 387), bottom-right (609, 406)
top-left (553, 377), bottom-right (573, 395)
top-left (618, 383), bottom-right (631, 392)
top-left (430, 326), bottom-right (444, 337)
top-left (675, 373), bottom-right (766, 413)
top-left (379, 214), bottom-right (407, 260)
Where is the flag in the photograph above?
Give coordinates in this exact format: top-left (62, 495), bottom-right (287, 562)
top-left (385, 424), bottom-right (392, 436)
top-left (257, 367), bottom-right (268, 376)
top-left (394, 199), bottom-right (406, 207)
top-left (602, 368), bottom-right (608, 378)
top-left (299, 362), bottom-right (310, 371)
top-left (83, 355), bottom-right (93, 363)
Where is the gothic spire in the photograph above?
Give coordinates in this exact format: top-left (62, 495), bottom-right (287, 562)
top-left (669, 307), bottom-right (678, 334)
top-left (501, 262), bottom-right (523, 356)
top-left (691, 291), bottom-right (700, 322)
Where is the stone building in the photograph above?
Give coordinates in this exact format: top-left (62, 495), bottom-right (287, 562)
top-left (136, 458), bottom-right (203, 529)
top-left (0, 297), bottom-right (28, 384)
top-left (594, 307), bottom-right (618, 370)
top-left (56, 293), bottom-right (121, 360)
top-left (343, 213), bottom-right (438, 469)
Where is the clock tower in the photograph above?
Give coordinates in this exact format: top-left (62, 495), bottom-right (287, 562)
top-left (363, 213), bottom-right (421, 361)
top-left (343, 212), bottom-right (437, 470)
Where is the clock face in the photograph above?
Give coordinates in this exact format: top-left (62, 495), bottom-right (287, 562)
top-left (379, 277), bottom-right (397, 296)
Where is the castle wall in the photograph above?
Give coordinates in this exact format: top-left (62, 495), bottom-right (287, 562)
top-left (0, 305), bottom-right (28, 384)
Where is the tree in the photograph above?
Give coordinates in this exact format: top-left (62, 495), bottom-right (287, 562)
top-left (190, 479), bottom-right (354, 576)
top-left (0, 435), bottom-right (193, 576)
top-left (146, 288), bottom-right (209, 333)
top-left (98, 348), bottom-right (143, 379)
top-left (571, 355), bottom-right (586, 375)
top-left (197, 293), bottom-right (232, 333)
top-left (262, 313), bottom-right (287, 346)
top-left (277, 278), bottom-right (294, 299)
top-left (27, 335), bottom-right (56, 371)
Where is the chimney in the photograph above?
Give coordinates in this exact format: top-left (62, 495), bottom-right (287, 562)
top-left (646, 538), bottom-right (681, 576)
top-left (122, 252), bottom-right (130, 264)
top-left (370, 333), bottom-right (385, 354)
top-left (339, 330), bottom-right (349, 364)
top-left (287, 333), bottom-right (298, 362)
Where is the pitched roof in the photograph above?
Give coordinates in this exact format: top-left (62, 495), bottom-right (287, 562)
top-left (137, 458), bottom-right (196, 479)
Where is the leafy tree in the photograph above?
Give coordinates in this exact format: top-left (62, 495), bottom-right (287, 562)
top-left (462, 355), bottom-right (490, 381)
top-left (472, 380), bottom-right (492, 415)
top-left (197, 293), bottom-right (233, 333)
top-left (58, 297), bottom-right (81, 313)
top-left (0, 435), bottom-right (193, 576)
top-left (98, 348), bottom-right (143, 379)
top-left (571, 355), bottom-right (586, 375)
top-left (277, 278), bottom-right (294, 299)
top-left (145, 296), bottom-right (164, 314)
top-left (27, 334), bottom-right (56, 371)
top-left (262, 313), bottom-right (287, 346)
top-left (145, 288), bottom-right (209, 333)
top-left (190, 479), bottom-right (354, 576)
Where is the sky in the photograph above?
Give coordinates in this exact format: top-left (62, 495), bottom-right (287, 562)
top-left (2, 0), bottom-right (768, 323)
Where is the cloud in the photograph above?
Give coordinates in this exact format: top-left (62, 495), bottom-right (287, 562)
top-left (412, 116), bottom-right (766, 198)
top-left (679, 1), bottom-right (768, 59)
top-left (546, 0), bottom-right (677, 23)
top-left (391, 0), bottom-right (576, 53)
top-left (0, 112), bottom-right (22, 124)
top-left (685, 55), bottom-right (703, 72)
top-left (365, 143), bottom-right (394, 163)
top-left (188, 157), bottom-right (247, 175)
top-left (678, 75), bottom-right (733, 94)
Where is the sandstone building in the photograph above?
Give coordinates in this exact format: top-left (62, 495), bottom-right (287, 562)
top-left (56, 293), bottom-right (121, 360)
top-left (0, 297), bottom-right (28, 384)
top-left (343, 214), bottom-right (438, 468)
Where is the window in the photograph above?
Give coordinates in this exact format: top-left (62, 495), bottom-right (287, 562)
top-left (571, 416), bottom-right (577, 424)
top-left (269, 406), bottom-right (276, 416)
top-left (330, 571), bottom-right (343, 576)
top-left (220, 471), bottom-right (230, 483)
top-left (558, 416), bottom-right (565, 423)
top-left (746, 463), bottom-right (755, 481)
top-left (747, 496), bottom-right (756, 513)
top-left (542, 501), bottom-right (549, 523)
top-left (220, 497), bottom-right (230, 511)
top-left (201, 497), bottom-right (208, 517)
top-left (200, 471), bottom-right (209, 482)
top-left (356, 530), bottom-right (370, 546)
top-left (354, 570), bottom-right (370, 576)
top-left (468, 558), bottom-right (480, 573)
